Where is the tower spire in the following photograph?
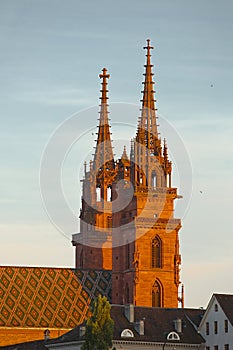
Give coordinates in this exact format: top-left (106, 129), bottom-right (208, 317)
top-left (142, 39), bottom-right (156, 112)
top-left (93, 68), bottom-right (114, 171)
top-left (136, 39), bottom-right (160, 155)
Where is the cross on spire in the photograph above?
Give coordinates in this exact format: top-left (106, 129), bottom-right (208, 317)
top-left (99, 67), bottom-right (110, 104)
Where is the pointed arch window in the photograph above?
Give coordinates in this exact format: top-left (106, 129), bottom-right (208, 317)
top-left (152, 235), bottom-right (162, 268)
top-left (152, 280), bottom-right (162, 307)
top-left (152, 171), bottom-right (157, 189)
top-left (107, 186), bottom-right (111, 202)
top-left (96, 187), bottom-right (101, 202)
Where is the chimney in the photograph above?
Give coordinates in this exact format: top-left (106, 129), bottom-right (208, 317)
top-left (44, 329), bottom-right (50, 340)
top-left (174, 318), bottom-right (182, 333)
top-left (134, 319), bottom-right (144, 335)
top-left (124, 304), bottom-right (134, 323)
top-left (79, 325), bottom-right (86, 337)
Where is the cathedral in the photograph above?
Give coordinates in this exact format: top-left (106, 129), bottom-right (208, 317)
top-left (72, 39), bottom-right (182, 308)
top-left (0, 40), bottom-right (183, 346)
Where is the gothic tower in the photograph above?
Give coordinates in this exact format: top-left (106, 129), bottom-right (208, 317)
top-left (72, 68), bottom-right (115, 270)
top-left (72, 40), bottom-right (182, 308)
top-left (111, 40), bottom-right (182, 307)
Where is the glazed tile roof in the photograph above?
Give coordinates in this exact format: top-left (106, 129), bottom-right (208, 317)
top-left (214, 294), bottom-right (233, 325)
top-left (0, 266), bottom-right (111, 329)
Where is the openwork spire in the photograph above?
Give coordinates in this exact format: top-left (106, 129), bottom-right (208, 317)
top-left (136, 39), bottom-right (160, 156)
top-left (93, 68), bottom-right (114, 171)
top-left (142, 39), bottom-right (156, 112)
top-left (121, 146), bottom-right (129, 161)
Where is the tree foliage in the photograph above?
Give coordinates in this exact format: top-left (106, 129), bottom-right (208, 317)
top-left (81, 294), bottom-right (115, 350)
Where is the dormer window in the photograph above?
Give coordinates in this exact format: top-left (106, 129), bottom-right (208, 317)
top-left (167, 331), bottom-right (180, 341)
top-left (121, 329), bottom-right (134, 338)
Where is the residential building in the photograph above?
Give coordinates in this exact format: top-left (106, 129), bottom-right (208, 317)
top-left (199, 294), bottom-right (233, 350)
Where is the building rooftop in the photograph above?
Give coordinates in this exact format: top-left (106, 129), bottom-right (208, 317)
top-left (48, 305), bottom-right (205, 346)
top-left (214, 293), bottom-right (233, 325)
top-left (0, 266), bottom-right (111, 329)
top-left (0, 339), bottom-right (47, 350)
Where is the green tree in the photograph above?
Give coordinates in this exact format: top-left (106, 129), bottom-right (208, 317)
top-left (81, 294), bottom-right (115, 350)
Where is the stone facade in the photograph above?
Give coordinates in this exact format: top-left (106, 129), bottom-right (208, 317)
top-left (72, 39), bottom-right (182, 308)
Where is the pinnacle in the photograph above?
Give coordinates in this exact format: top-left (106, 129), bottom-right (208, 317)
top-left (121, 146), bottom-right (129, 161)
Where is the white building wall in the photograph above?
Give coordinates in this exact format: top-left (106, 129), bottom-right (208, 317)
top-left (199, 297), bottom-right (233, 350)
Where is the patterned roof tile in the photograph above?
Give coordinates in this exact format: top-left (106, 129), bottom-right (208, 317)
top-left (0, 266), bottom-right (111, 329)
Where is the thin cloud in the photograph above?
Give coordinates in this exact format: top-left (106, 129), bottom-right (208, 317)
top-left (12, 87), bottom-right (94, 106)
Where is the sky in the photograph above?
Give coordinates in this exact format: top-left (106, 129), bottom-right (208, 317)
top-left (0, 0), bottom-right (233, 308)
